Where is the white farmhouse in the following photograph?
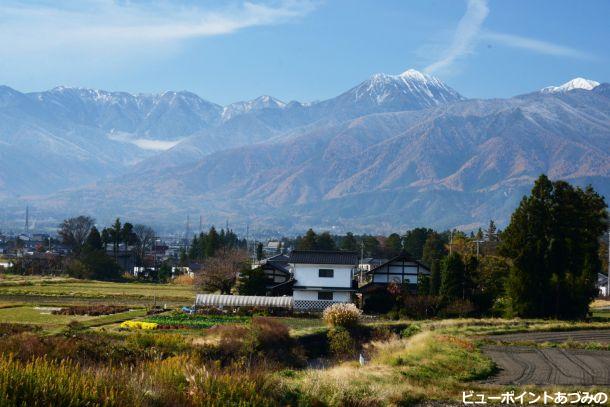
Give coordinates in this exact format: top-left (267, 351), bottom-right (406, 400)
top-left (288, 250), bottom-right (359, 310)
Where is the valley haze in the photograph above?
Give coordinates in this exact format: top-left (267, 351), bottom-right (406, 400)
top-left (0, 70), bottom-right (608, 235)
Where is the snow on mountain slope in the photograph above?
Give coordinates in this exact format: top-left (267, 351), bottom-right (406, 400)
top-left (222, 95), bottom-right (288, 121)
top-left (320, 69), bottom-right (464, 116)
top-left (541, 77), bottom-right (600, 93)
top-left (40, 82), bottom-right (610, 231)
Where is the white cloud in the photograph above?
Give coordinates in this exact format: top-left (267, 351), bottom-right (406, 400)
top-left (424, 0), bottom-right (489, 74)
top-left (482, 31), bottom-right (593, 59)
top-left (0, 1), bottom-right (316, 53)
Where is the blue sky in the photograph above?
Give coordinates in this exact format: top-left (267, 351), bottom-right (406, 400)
top-left (0, 0), bottom-right (608, 104)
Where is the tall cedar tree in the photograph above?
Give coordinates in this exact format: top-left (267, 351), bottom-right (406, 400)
top-left (340, 232), bottom-right (359, 252)
top-left (422, 232), bottom-right (447, 267)
top-left (485, 220), bottom-right (498, 242)
top-left (84, 226), bottom-right (103, 251)
top-left (205, 226), bottom-right (220, 257)
top-left (403, 228), bottom-right (433, 260)
top-left (428, 260), bottom-right (442, 296)
top-left (316, 232), bottom-right (337, 250)
top-left (298, 229), bottom-right (318, 250)
top-left (385, 233), bottom-right (403, 257)
top-left (440, 252), bottom-right (467, 300)
top-left (362, 235), bottom-right (381, 257)
top-left (500, 175), bottom-right (608, 319)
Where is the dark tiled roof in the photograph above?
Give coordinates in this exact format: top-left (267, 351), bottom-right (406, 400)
top-left (261, 261), bottom-right (290, 275)
top-left (288, 250), bottom-right (358, 265)
top-left (266, 254), bottom-right (289, 264)
top-left (368, 251), bottom-right (430, 273)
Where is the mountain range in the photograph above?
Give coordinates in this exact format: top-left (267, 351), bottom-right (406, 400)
top-left (0, 71), bottom-right (608, 234)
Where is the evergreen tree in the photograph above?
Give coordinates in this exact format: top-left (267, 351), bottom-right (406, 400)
top-left (84, 226), bottom-right (103, 251)
top-left (237, 267), bottom-right (268, 295)
top-left (188, 235), bottom-right (200, 259)
top-left (485, 220), bottom-right (498, 242)
top-left (298, 229), bottom-right (318, 250)
top-left (362, 235), bottom-right (381, 257)
top-left (340, 232), bottom-right (359, 252)
top-left (422, 232), bottom-right (447, 267)
top-left (440, 252), bottom-right (466, 300)
top-left (385, 233), bottom-right (403, 257)
top-left (501, 175), bottom-right (608, 319)
top-left (80, 250), bottom-right (121, 281)
top-left (463, 254), bottom-right (479, 299)
top-left (316, 231), bottom-right (337, 250)
top-left (418, 274), bottom-right (430, 295)
top-left (256, 242), bottom-right (264, 260)
top-left (178, 247), bottom-right (188, 266)
top-left (428, 260), bottom-right (442, 296)
top-left (121, 222), bottom-right (138, 245)
top-left (403, 228), bottom-right (432, 259)
top-left (101, 228), bottom-right (111, 248)
top-left (475, 228), bottom-right (484, 241)
top-left (111, 218), bottom-right (122, 259)
top-left (205, 226), bottom-right (220, 257)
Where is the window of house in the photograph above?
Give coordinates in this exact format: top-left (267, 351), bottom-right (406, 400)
top-left (319, 269), bottom-right (334, 278)
top-left (318, 291), bottom-right (333, 300)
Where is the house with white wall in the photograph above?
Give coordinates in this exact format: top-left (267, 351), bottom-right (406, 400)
top-left (288, 250), bottom-right (358, 310)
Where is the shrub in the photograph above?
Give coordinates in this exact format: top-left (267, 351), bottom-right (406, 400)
top-left (0, 323), bottom-right (38, 337)
top-left (322, 303), bottom-right (361, 328)
top-left (53, 305), bottom-right (130, 316)
top-left (327, 327), bottom-right (357, 359)
top-left (401, 324), bottom-right (422, 338)
top-left (399, 295), bottom-right (441, 319)
top-left (441, 299), bottom-right (476, 318)
top-left (363, 289), bottom-right (395, 314)
top-left (198, 319), bottom-right (304, 367)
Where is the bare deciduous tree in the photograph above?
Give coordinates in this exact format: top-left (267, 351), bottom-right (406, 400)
top-left (58, 216), bottom-right (95, 254)
top-left (196, 249), bottom-right (249, 294)
top-left (133, 224), bottom-right (155, 266)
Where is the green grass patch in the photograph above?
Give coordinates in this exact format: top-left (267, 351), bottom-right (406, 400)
top-left (0, 306), bottom-right (147, 332)
top-left (281, 330), bottom-right (496, 405)
top-left (144, 313), bottom-right (250, 329)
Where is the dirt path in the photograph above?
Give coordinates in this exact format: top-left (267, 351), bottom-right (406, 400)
top-left (482, 330), bottom-right (610, 385)
top-left (487, 329), bottom-right (610, 344)
top-left (482, 346), bottom-right (610, 385)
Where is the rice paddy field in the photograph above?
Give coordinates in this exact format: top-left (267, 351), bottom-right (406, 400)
top-left (0, 274), bottom-right (195, 307)
top-left (2, 273), bottom-right (610, 405)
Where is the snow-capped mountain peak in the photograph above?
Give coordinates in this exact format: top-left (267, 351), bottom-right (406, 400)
top-left (349, 68), bottom-right (464, 107)
top-left (399, 68), bottom-right (430, 81)
top-left (541, 77), bottom-right (600, 93)
top-left (221, 95), bottom-right (287, 121)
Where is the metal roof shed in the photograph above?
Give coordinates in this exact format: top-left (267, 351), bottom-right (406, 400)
top-left (195, 294), bottom-right (293, 309)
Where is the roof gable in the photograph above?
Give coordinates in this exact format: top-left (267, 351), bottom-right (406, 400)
top-left (369, 251), bottom-right (430, 273)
